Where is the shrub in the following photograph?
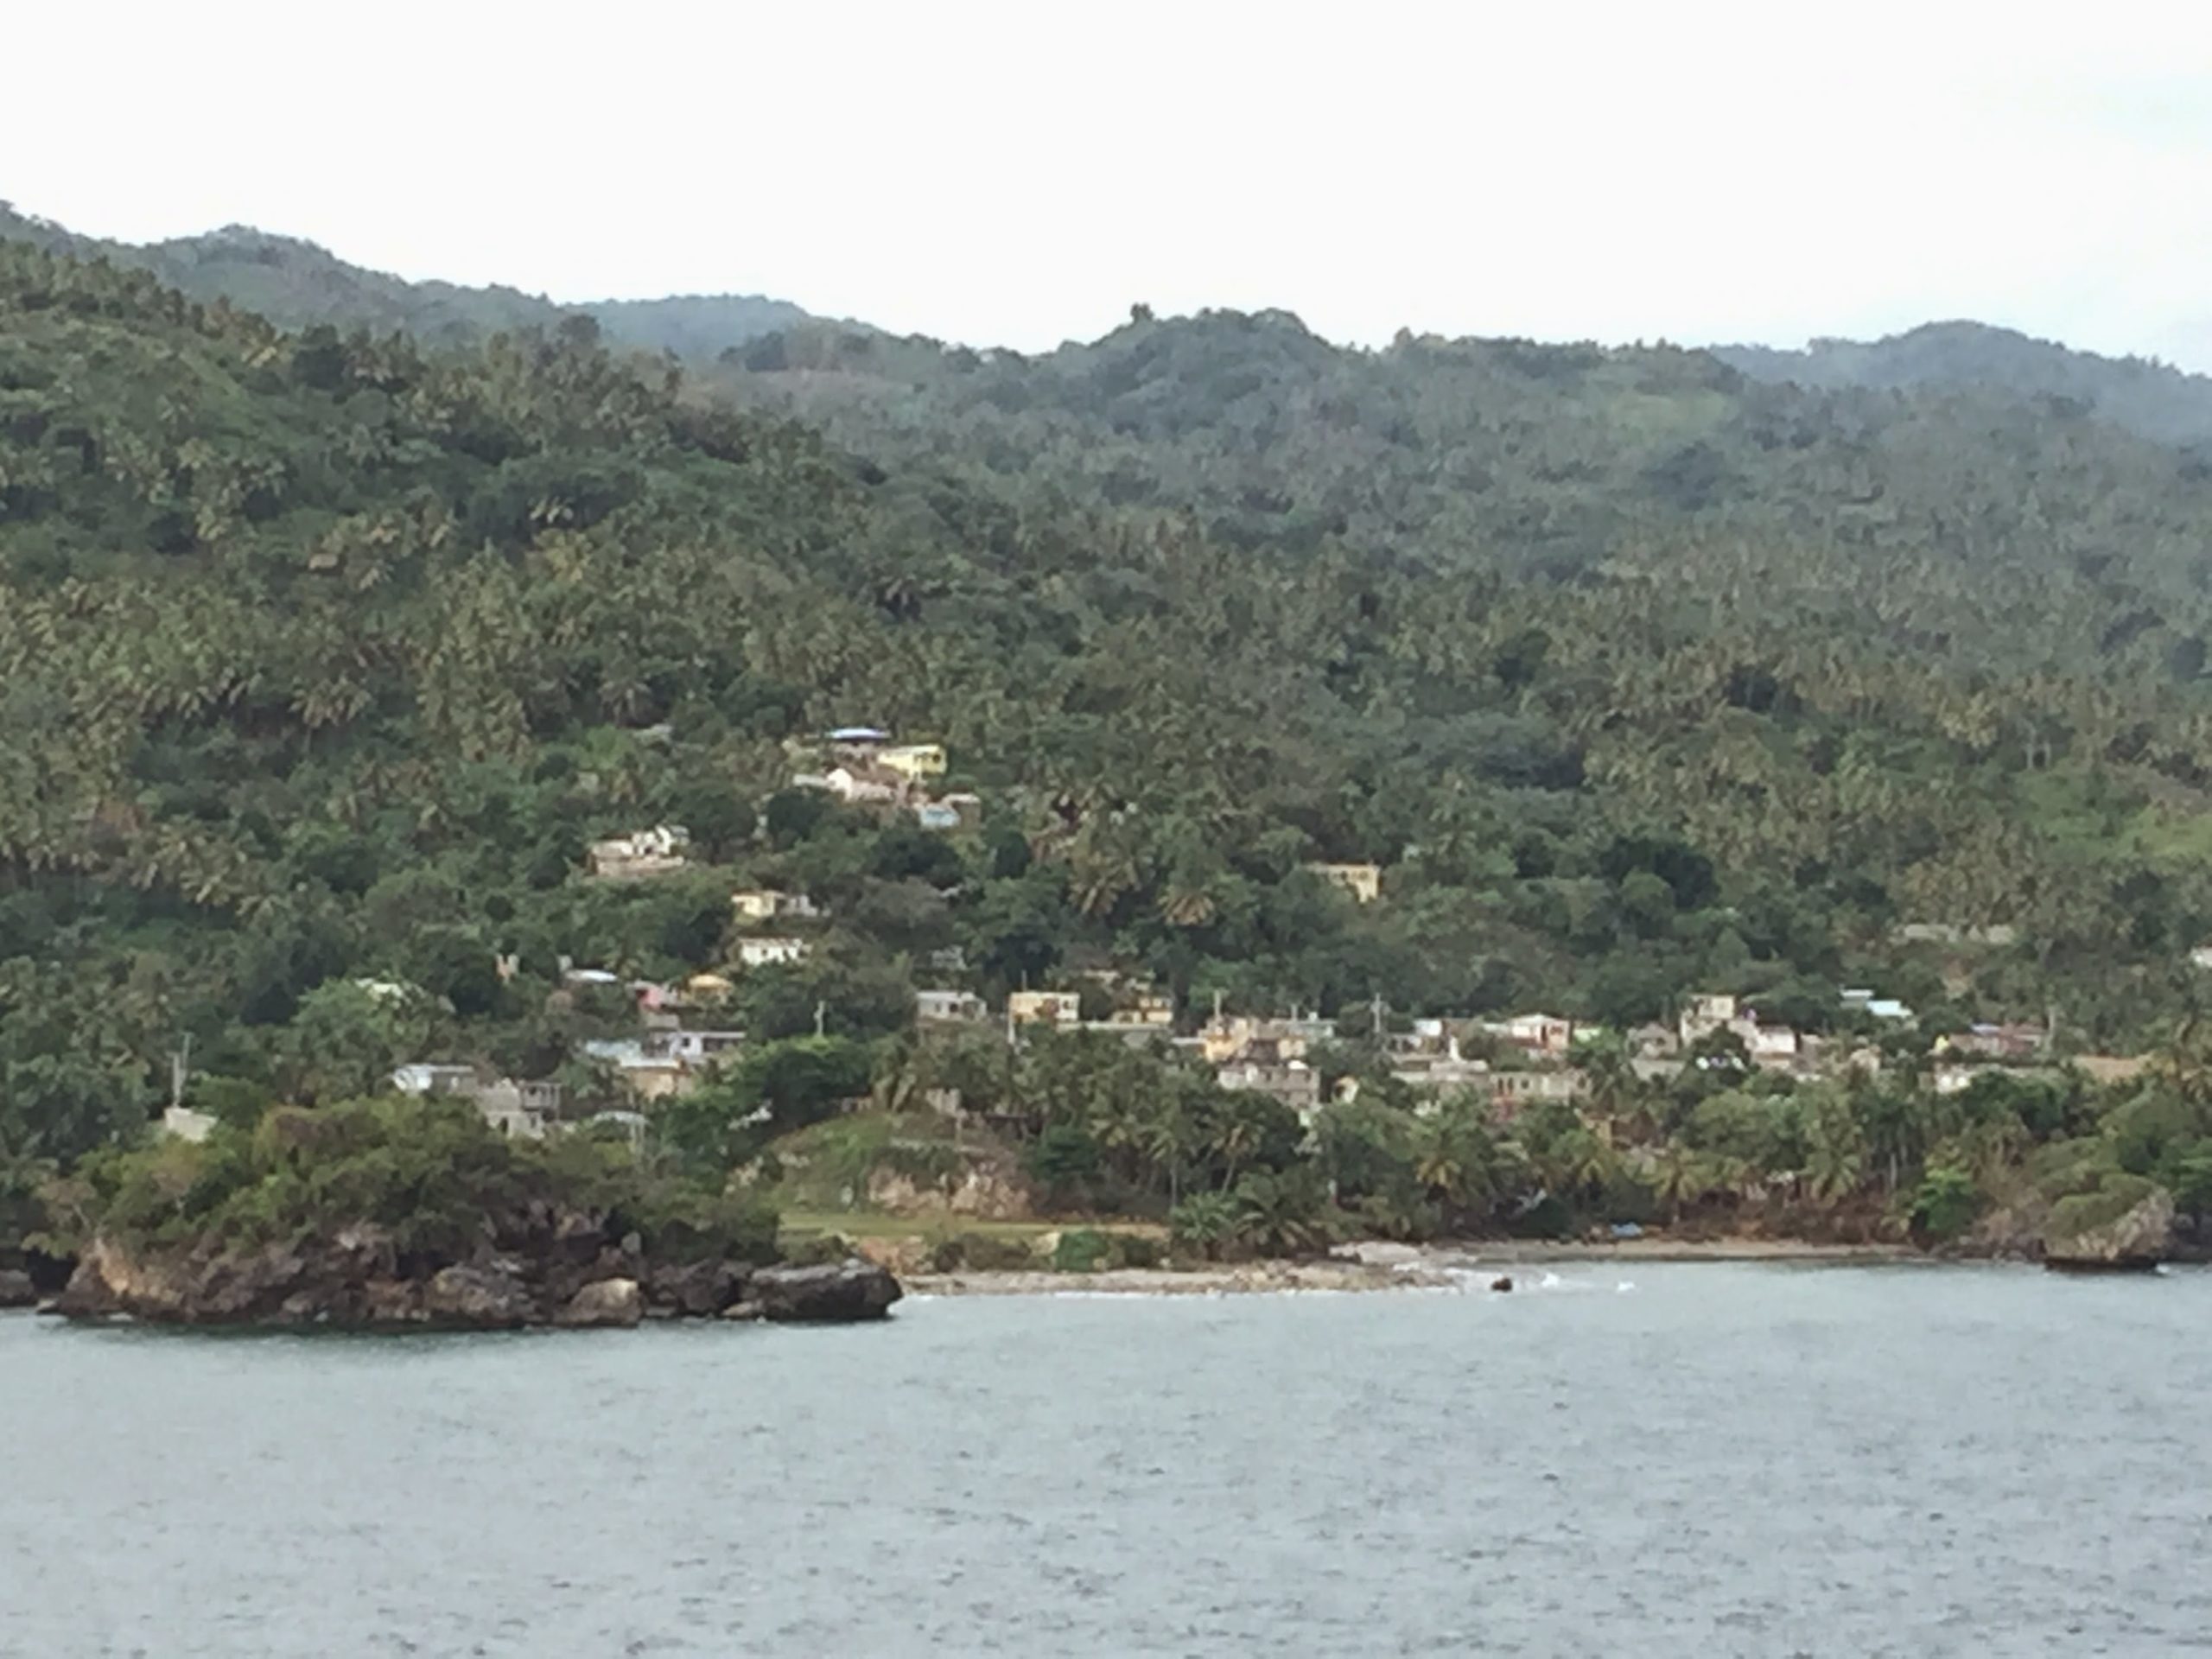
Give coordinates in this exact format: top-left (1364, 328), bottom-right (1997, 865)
top-left (781, 1229), bottom-right (856, 1267)
top-left (1114, 1233), bottom-right (1164, 1269)
top-left (1052, 1228), bottom-right (1114, 1273)
top-left (928, 1231), bottom-right (1035, 1272)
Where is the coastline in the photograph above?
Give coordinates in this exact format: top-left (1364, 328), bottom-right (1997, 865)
top-left (907, 1236), bottom-right (1923, 1297)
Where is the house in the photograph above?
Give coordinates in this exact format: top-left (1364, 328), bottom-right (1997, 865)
top-left (1391, 1037), bottom-right (1494, 1096)
top-left (394, 1065), bottom-right (563, 1136)
top-left (736, 937), bottom-right (810, 969)
top-left (1007, 991), bottom-right (1082, 1030)
top-left (474, 1079), bottom-right (563, 1139)
top-left (588, 824), bottom-right (690, 880)
top-left (1304, 861), bottom-right (1382, 904)
top-left (916, 988), bottom-right (989, 1026)
top-left (1494, 1012), bottom-right (1576, 1057)
top-left (562, 966), bottom-right (621, 989)
top-left (828, 726), bottom-right (891, 747)
top-left (823, 764), bottom-right (906, 806)
top-left (1941, 1023), bottom-right (2047, 1062)
top-left (912, 801), bottom-right (962, 831)
top-left (939, 792), bottom-right (984, 828)
top-left (1679, 993), bottom-right (1740, 1046)
top-left (731, 889), bottom-right (819, 923)
top-left (1201, 1014), bottom-right (1328, 1066)
top-left (1628, 1021), bottom-right (1679, 1058)
top-left (1488, 1069), bottom-right (1583, 1112)
top-left (580, 1039), bottom-right (690, 1102)
top-left (1895, 923), bottom-right (2019, 947)
top-left (391, 1063), bottom-right (480, 1097)
top-left (1745, 1024), bottom-right (1801, 1070)
top-left (1105, 992), bottom-right (1176, 1028)
top-left (1865, 998), bottom-right (1914, 1022)
top-left (655, 1030), bottom-right (745, 1065)
top-left (879, 743), bottom-right (948, 783)
top-left (1216, 1057), bottom-right (1321, 1123)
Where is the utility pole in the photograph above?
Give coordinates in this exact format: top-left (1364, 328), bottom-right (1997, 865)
top-left (814, 1000), bottom-right (828, 1039)
top-left (168, 1033), bottom-right (193, 1111)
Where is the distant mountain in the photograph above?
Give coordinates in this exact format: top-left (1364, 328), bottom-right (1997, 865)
top-left (1714, 321), bottom-right (2212, 450)
top-left (0, 201), bottom-right (811, 356)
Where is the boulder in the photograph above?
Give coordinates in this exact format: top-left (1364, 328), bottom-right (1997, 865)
top-left (422, 1264), bottom-right (535, 1328)
top-left (555, 1277), bottom-right (644, 1329)
top-left (749, 1260), bottom-right (904, 1323)
top-left (642, 1259), bottom-right (751, 1318)
top-left (0, 1268), bottom-right (35, 1308)
top-left (2045, 1185), bottom-right (2175, 1272)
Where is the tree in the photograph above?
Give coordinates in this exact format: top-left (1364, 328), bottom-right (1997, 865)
top-left (278, 981), bottom-right (435, 1105)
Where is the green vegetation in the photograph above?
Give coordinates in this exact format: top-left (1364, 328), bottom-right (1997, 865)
top-left (10, 228), bottom-right (2212, 1264)
top-left (0, 202), bottom-right (809, 354)
top-left (39, 1093), bottom-right (777, 1266)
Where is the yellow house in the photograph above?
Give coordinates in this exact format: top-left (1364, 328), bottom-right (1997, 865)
top-left (1304, 861), bottom-right (1382, 904)
top-left (1007, 991), bottom-right (1081, 1029)
top-left (880, 743), bottom-right (948, 783)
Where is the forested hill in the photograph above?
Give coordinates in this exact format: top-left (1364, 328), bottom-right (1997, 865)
top-left (10, 236), bottom-right (2212, 1173)
top-left (0, 202), bottom-right (810, 353)
top-left (1715, 321), bottom-right (2212, 450)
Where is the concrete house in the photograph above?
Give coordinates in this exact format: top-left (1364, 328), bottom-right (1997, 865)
top-left (736, 937), bottom-right (810, 969)
top-left (880, 743), bottom-right (948, 783)
top-left (588, 825), bottom-right (690, 880)
top-left (731, 889), bottom-right (819, 923)
top-left (1007, 991), bottom-right (1082, 1030)
top-left (1216, 1055), bottom-right (1322, 1123)
top-left (916, 988), bottom-right (989, 1026)
top-left (823, 765), bottom-right (906, 806)
top-left (1679, 994), bottom-right (1740, 1046)
top-left (1497, 1013), bottom-right (1576, 1057)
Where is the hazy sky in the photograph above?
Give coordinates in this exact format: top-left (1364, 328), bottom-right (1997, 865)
top-left (12, 2), bottom-right (2212, 365)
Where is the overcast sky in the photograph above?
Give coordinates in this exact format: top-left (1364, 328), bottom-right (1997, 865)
top-left (11, 2), bottom-right (2212, 366)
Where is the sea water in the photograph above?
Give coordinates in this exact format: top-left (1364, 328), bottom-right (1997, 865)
top-left (3, 1263), bottom-right (2208, 1656)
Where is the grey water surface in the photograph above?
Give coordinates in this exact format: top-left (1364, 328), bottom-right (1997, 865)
top-left (4, 1262), bottom-right (2209, 1657)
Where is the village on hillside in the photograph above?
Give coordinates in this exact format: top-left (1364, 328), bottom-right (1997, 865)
top-left (156, 725), bottom-right (2146, 1151)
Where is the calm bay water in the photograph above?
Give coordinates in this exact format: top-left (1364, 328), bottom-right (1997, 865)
top-left (4, 1263), bottom-right (2210, 1656)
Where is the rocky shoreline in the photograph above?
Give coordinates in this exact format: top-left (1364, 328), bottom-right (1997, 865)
top-left (905, 1236), bottom-right (1991, 1297)
top-left (42, 1235), bottom-right (902, 1330)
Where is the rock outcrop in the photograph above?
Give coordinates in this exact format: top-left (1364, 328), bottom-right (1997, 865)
top-left (2044, 1185), bottom-right (2175, 1272)
top-left (555, 1277), bottom-right (644, 1328)
top-left (0, 1268), bottom-right (35, 1308)
top-left (749, 1261), bottom-right (904, 1322)
top-left (45, 1230), bottom-right (895, 1330)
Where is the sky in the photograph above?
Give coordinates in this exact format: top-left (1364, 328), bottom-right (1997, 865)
top-left (10, 1), bottom-right (2212, 366)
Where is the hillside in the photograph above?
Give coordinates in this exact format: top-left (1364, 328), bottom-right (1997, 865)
top-left (7, 235), bottom-right (2212, 1261)
top-left (1715, 321), bottom-right (2212, 451)
top-left (0, 202), bottom-right (810, 353)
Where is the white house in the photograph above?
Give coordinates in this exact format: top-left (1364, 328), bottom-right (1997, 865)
top-left (916, 988), bottom-right (989, 1025)
top-left (736, 936), bottom-right (810, 969)
top-left (588, 824), bottom-right (690, 880)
